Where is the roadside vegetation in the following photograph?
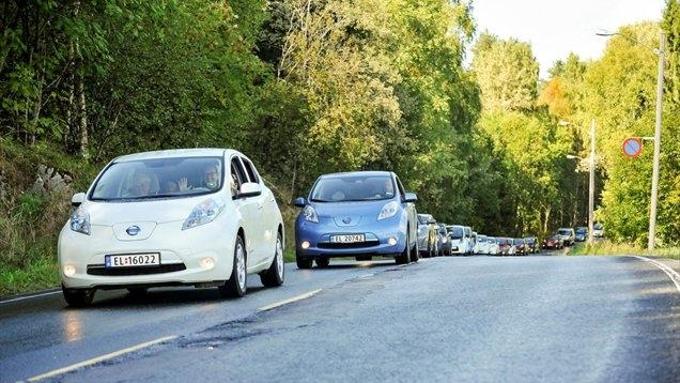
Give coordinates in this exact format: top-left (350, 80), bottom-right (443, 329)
top-left (1, 0), bottom-right (679, 295)
top-left (570, 241), bottom-right (680, 261)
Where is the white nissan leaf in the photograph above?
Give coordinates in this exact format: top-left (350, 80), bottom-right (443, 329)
top-left (58, 149), bottom-right (285, 306)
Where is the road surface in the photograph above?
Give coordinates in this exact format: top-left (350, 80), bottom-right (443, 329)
top-left (2, 254), bottom-right (680, 382)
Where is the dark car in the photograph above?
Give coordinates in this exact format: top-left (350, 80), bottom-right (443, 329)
top-left (524, 237), bottom-right (539, 253)
top-left (497, 237), bottom-right (512, 255)
top-left (575, 227), bottom-right (588, 242)
top-left (542, 235), bottom-right (564, 250)
top-left (436, 223), bottom-right (451, 256)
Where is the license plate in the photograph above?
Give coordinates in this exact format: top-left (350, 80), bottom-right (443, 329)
top-left (105, 253), bottom-right (160, 268)
top-left (330, 234), bottom-right (365, 243)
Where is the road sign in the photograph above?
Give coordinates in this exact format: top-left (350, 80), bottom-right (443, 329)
top-left (622, 137), bottom-right (643, 158)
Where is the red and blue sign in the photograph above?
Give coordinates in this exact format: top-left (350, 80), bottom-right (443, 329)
top-left (622, 137), bottom-right (643, 158)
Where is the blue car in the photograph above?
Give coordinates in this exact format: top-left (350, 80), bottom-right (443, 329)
top-left (293, 171), bottom-right (419, 268)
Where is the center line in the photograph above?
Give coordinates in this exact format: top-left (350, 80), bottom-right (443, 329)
top-left (258, 289), bottom-right (322, 312)
top-left (26, 335), bottom-right (177, 382)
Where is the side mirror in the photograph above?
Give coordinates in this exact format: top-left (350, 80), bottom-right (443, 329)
top-left (403, 192), bottom-right (417, 203)
top-left (238, 182), bottom-right (262, 198)
top-left (293, 197), bottom-right (307, 208)
top-left (428, 219), bottom-right (436, 225)
top-left (71, 192), bottom-right (86, 207)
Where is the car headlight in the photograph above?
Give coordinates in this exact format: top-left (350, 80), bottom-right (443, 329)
top-left (378, 201), bottom-right (399, 220)
top-left (442, 237), bottom-right (448, 243)
top-left (303, 205), bottom-right (319, 223)
top-left (70, 207), bottom-right (91, 235)
top-left (182, 198), bottom-right (225, 230)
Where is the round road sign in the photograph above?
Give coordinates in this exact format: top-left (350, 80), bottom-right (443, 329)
top-left (622, 137), bottom-right (643, 158)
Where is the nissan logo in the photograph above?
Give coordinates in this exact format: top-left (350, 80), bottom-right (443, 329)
top-left (126, 225), bottom-right (141, 236)
top-left (342, 217), bottom-right (352, 224)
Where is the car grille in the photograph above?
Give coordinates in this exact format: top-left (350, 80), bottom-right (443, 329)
top-left (87, 263), bottom-right (186, 276)
top-left (318, 240), bottom-right (380, 249)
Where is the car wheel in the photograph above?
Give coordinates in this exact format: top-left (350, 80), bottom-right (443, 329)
top-left (62, 285), bottom-right (95, 307)
top-left (296, 252), bottom-right (313, 269)
top-left (410, 239), bottom-right (419, 263)
top-left (260, 232), bottom-right (285, 288)
top-left (396, 231), bottom-right (411, 265)
top-left (219, 235), bottom-right (247, 298)
top-left (315, 258), bottom-right (330, 268)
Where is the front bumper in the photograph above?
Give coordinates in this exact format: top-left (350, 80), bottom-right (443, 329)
top-left (58, 219), bottom-right (235, 289)
top-left (295, 219), bottom-right (406, 258)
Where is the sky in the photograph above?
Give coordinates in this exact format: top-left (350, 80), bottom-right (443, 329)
top-left (471, 0), bottom-right (666, 78)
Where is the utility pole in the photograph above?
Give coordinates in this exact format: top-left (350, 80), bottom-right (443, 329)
top-left (648, 31), bottom-right (665, 251)
top-left (588, 119), bottom-right (595, 245)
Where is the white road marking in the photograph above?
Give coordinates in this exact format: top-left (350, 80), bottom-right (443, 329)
top-left (358, 273), bottom-right (375, 279)
top-left (0, 290), bottom-right (61, 305)
top-left (258, 289), bottom-right (322, 312)
top-left (26, 335), bottom-right (177, 382)
top-left (635, 256), bottom-right (680, 294)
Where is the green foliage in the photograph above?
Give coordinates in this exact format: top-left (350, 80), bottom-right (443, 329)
top-left (472, 33), bottom-right (540, 112)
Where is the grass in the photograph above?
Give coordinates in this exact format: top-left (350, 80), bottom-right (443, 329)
top-left (0, 256), bottom-right (60, 296)
top-left (569, 241), bottom-right (680, 261)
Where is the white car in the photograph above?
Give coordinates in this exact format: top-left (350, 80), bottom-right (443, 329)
top-left (474, 234), bottom-right (488, 254)
top-left (447, 225), bottom-right (467, 255)
top-left (487, 237), bottom-right (499, 255)
top-left (59, 149), bottom-right (285, 306)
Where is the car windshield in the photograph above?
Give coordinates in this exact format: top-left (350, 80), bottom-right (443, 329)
top-left (558, 229), bottom-right (571, 236)
top-left (576, 228), bottom-right (587, 234)
top-left (513, 239), bottom-right (523, 244)
top-left (498, 238), bottom-right (509, 245)
top-left (449, 227), bottom-right (464, 239)
top-left (90, 157), bottom-right (224, 201)
top-left (310, 174), bottom-right (395, 202)
top-left (594, 223), bottom-right (604, 230)
top-left (526, 238), bottom-right (535, 244)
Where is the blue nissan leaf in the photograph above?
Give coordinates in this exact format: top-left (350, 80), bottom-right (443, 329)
top-left (294, 171), bottom-right (419, 268)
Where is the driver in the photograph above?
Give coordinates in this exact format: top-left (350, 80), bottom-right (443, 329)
top-left (129, 172), bottom-right (155, 197)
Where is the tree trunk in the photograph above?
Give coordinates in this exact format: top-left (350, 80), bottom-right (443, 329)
top-left (77, 71), bottom-right (88, 158)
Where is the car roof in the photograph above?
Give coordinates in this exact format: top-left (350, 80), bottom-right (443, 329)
top-left (320, 171), bottom-right (393, 179)
top-left (114, 148), bottom-right (231, 162)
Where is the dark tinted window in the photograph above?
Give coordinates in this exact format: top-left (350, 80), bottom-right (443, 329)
top-left (241, 158), bottom-right (260, 184)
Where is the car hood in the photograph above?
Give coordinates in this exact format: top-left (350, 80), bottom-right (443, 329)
top-left (310, 200), bottom-right (394, 227)
top-left (80, 196), bottom-right (218, 226)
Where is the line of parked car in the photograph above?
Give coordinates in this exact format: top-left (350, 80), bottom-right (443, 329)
top-left (414, 218), bottom-right (542, 257)
top-left (56, 148), bottom-right (606, 306)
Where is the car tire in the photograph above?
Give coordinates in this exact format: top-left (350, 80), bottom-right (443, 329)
top-left (411, 239), bottom-right (419, 263)
top-left (260, 232), bottom-right (285, 288)
top-left (62, 285), bottom-right (95, 307)
top-left (219, 235), bottom-right (247, 298)
top-left (315, 258), bottom-right (330, 268)
top-left (396, 231), bottom-right (411, 265)
top-left (296, 252), bottom-right (313, 269)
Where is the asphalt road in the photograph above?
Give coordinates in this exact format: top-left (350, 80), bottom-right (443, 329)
top-left (2, 254), bottom-right (680, 382)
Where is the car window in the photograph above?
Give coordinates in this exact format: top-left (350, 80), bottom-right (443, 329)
top-left (231, 158), bottom-right (247, 196)
top-left (395, 176), bottom-right (405, 198)
top-left (90, 157), bottom-right (224, 201)
top-left (241, 157), bottom-right (260, 184)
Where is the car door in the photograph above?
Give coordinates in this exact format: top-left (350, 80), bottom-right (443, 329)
top-left (230, 156), bottom-right (259, 270)
top-left (239, 156), bottom-right (274, 267)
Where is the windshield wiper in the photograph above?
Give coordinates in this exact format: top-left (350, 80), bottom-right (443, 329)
top-left (310, 198), bottom-right (331, 203)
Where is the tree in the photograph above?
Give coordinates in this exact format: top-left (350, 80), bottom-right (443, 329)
top-left (472, 32), bottom-right (540, 112)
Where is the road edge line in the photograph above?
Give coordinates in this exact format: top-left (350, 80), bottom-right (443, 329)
top-left (0, 290), bottom-right (61, 305)
top-left (25, 335), bottom-right (177, 382)
top-left (258, 289), bottom-right (322, 312)
top-left (634, 256), bottom-right (680, 294)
